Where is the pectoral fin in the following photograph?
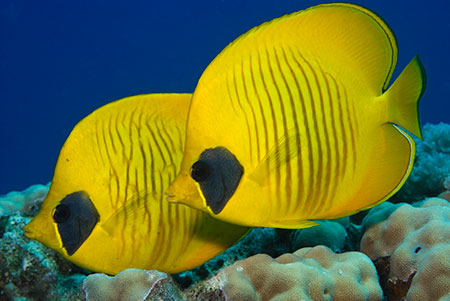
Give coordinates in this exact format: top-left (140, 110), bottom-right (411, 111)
top-left (249, 129), bottom-right (301, 185)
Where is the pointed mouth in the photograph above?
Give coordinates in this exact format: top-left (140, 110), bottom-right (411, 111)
top-left (23, 222), bottom-right (39, 240)
top-left (165, 185), bottom-right (206, 211)
top-left (23, 225), bottom-right (33, 238)
top-left (165, 192), bottom-right (177, 203)
top-left (166, 171), bottom-right (206, 210)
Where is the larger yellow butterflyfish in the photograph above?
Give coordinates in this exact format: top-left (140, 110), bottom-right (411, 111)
top-left (24, 94), bottom-right (249, 274)
top-left (166, 3), bottom-right (426, 228)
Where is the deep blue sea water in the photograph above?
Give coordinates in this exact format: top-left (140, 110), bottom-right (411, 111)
top-left (1, 0), bottom-right (449, 194)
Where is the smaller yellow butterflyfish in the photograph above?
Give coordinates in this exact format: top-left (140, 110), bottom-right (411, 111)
top-left (166, 3), bottom-right (426, 229)
top-left (24, 93), bottom-right (249, 274)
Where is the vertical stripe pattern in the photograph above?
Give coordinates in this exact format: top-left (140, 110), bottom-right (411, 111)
top-left (223, 44), bottom-right (360, 219)
top-left (90, 99), bottom-right (235, 271)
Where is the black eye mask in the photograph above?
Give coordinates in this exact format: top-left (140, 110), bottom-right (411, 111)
top-left (191, 147), bottom-right (244, 214)
top-left (53, 191), bottom-right (99, 256)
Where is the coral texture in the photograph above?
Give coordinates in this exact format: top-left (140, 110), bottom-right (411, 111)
top-left (82, 269), bottom-right (182, 301)
top-left (393, 123), bottom-right (450, 202)
top-left (0, 184), bottom-right (49, 216)
top-left (82, 246), bottom-right (382, 300)
top-left (406, 244), bottom-right (450, 300)
top-left (175, 218), bottom-right (350, 288)
top-left (0, 214), bottom-right (86, 299)
top-left (216, 245), bottom-right (382, 300)
top-left (360, 198), bottom-right (450, 300)
top-left (0, 185), bottom-right (86, 300)
top-left (290, 218), bottom-right (349, 252)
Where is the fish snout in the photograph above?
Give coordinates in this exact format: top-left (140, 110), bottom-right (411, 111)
top-left (165, 191), bottom-right (177, 203)
top-left (166, 173), bottom-right (205, 210)
top-left (23, 223), bottom-right (36, 239)
top-left (22, 210), bottom-right (61, 251)
top-left (23, 216), bottom-right (46, 241)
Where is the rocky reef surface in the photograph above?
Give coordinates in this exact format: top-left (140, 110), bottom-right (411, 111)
top-left (1, 123), bottom-right (450, 300)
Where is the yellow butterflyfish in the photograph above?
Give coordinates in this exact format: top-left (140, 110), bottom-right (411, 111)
top-left (24, 94), bottom-right (249, 274)
top-left (166, 3), bottom-right (426, 229)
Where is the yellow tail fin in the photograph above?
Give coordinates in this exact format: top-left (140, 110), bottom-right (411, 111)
top-left (384, 55), bottom-right (426, 139)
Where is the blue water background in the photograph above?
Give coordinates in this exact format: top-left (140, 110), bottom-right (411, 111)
top-left (1, 0), bottom-right (449, 194)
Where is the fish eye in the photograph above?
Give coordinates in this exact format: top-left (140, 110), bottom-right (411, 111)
top-left (53, 204), bottom-right (71, 224)
top-left (191, 161), bottom-right (210, 182)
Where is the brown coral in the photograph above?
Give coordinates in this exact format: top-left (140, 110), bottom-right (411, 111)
top-left (360, 198), bottom-right (450, 300)
top-left (82, 246), bottom-right (382, 300)
top-left (214, 245), bottom-right (382, 300)
top-left (82, 269), bottom-right (182, 301)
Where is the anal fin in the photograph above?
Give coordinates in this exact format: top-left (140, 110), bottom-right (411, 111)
top-left (266, 219), bottom-right (319, 230)
top-left (351, 124), bottom-right (415, 213)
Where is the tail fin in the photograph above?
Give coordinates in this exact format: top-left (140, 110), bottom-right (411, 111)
top-left (384, 55), bottom-right (426, 139)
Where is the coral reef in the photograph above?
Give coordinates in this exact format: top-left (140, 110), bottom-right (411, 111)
top-left (82, 199), bottom-right (450, 300)
top-left (290, 218), bottom-right (349, 253)
top-left (405, 244), bottom-right (450, 300)
top-left (82, 246), bottom-right (382, 301)
top-left (0, 184), bottom-right (49, 216)
top-left (0, 185), bottom-right (87, 300)
top-left (360, 198), bottom-right (450, 300)
top-left (392, 123), bottom-right (450, 203)
top-left (82, 269), bottom-right (182, 300)
top-left (173, 227), bottom-right (281, 287)
top-left (175, 218), bottom-right (350, 288)
top-left (213, 245), bottom-right (382, 300)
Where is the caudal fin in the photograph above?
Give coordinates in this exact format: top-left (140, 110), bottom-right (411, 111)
top-left (384, 55), bottom-right (426, 139)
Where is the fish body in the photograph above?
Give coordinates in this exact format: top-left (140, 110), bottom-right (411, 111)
top-left (24, 93), bottom-right (249, 274)
top-left (167, 3), bottom-right (426, 228)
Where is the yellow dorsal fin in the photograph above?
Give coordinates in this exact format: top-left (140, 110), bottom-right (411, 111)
top-left (311, 3), bottom-right (398, 92)
top-left (204, 3), bottom-right (398, 95)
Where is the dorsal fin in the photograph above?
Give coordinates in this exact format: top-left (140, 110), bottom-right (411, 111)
top-left (306, 3), bottom-right (398, 92)
top-left (203, 3), bottom-right (398, 95)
